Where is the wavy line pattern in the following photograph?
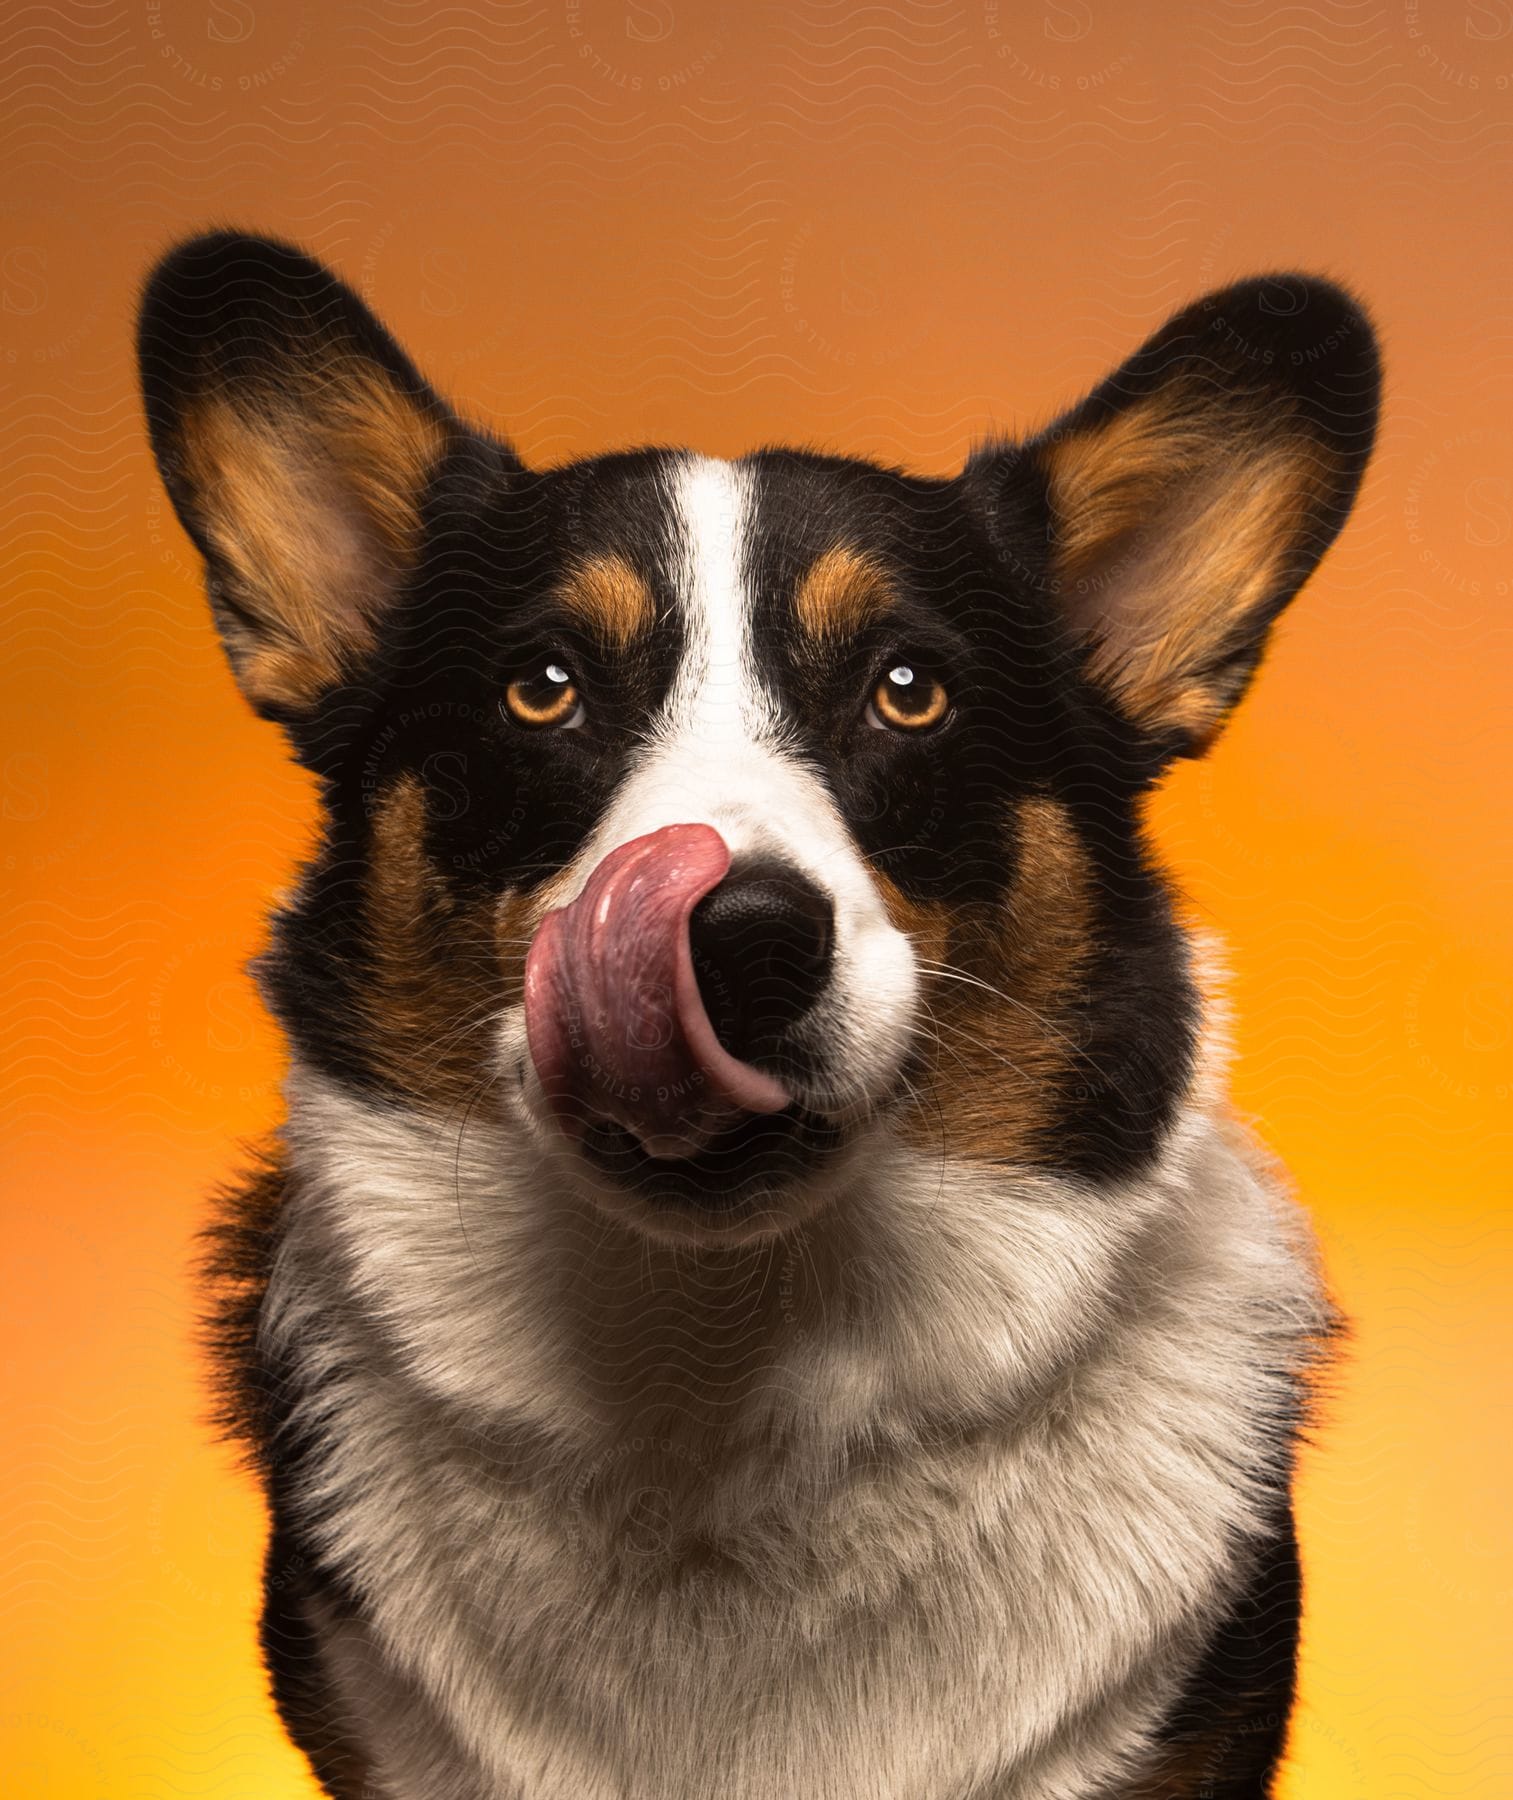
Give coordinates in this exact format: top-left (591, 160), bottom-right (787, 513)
top-left (2, 1), bottom-right (1511, 1796)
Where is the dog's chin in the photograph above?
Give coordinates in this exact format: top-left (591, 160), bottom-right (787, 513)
top-left (566, 1105), bottom-right (857, 1247)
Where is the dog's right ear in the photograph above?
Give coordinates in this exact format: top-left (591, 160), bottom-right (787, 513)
top-left (138, 231), bottom-right (460, 720)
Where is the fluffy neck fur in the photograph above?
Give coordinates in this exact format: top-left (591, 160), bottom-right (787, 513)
top-left (257, 992), bottom-right (1330, 1800)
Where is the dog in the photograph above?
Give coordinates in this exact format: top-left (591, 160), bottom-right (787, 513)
top-left (138, 232), bottom-right (1379, 1799)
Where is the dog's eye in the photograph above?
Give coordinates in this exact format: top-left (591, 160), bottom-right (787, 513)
top-left (866, 663), bottom-right (949, 733)
top-left (503, 660), bottom-right (585, 730)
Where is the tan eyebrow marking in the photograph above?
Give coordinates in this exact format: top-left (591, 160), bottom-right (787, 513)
top-left (793, 545), bottom-right (897, 641)
top-left (554, 555), bottom-right (656, 645)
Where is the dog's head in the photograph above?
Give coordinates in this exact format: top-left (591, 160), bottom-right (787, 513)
top-left (140, 233), bottom-right (1378, 1243)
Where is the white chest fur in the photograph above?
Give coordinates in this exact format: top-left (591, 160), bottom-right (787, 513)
top-left (265, 1072), bottom-right (1326, 1800)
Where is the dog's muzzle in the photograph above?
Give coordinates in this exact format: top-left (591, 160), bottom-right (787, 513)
top-left (523, 824), bottom-right (834, 1159)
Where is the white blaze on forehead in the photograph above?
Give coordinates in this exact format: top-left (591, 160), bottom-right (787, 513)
top-left (664, 454), bottom-right (772, 740)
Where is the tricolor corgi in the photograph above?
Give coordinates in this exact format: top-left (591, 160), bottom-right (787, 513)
top-left (139, 233), bottom-right (1379, 1800)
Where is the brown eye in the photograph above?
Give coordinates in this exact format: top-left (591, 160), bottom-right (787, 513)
top-left (866, 663), bottom-right (948, 732)
top-left (503, 660), bottom-right (585, 730)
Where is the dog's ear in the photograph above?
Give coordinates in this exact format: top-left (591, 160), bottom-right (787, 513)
top-left (138, 231), bottom-right (458, 720)
top-left (973, 275), bottom-right (1380, 756)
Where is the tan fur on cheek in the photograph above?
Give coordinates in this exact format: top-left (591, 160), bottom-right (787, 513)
top-left (887, 797), bottom-right (1095, 1164)
top-left (362, 776), bottom-right (504, 1107)
top-left (793, 545), bottom-right (896, 642)
top-left (493, 868), bottom-right (575, 1004)
top-left (870, 870), bottom-right (950, 966)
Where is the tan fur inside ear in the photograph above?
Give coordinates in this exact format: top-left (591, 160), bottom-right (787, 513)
top-left (1043, 389), bottom-right (1333, 740)
top-left (183, 363), bottom-right (447, 711)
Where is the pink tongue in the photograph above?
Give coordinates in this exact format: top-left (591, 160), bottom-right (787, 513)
top-left (523, 824), bottom-right (792, 1159)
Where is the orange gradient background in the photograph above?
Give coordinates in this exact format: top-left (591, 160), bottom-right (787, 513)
top-left (4, 3), bottom-right (1511, 1795)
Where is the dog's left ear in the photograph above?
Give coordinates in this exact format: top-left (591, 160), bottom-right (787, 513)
top-left (972, 275), bottom-right (1380, 756)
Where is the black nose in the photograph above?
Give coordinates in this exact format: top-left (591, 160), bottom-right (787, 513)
top-left (687, 860), bottom-right (834, 1066)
